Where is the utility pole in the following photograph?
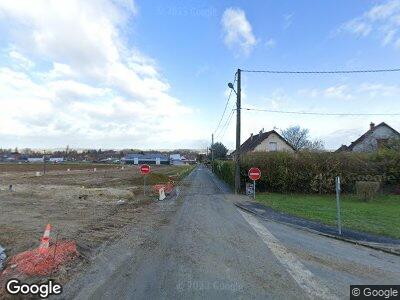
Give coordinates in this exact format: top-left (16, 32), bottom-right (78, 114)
top-left (43, 150), bottom-right (46, 175)
top-left (211, 134), bottom-right (214, 172)
top-left (335, 176), bottom-right (342, 235)
top-left (235, 69), bottom-right (241, 194)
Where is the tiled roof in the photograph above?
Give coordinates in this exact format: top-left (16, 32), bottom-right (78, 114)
top-left (231, 130), bottom-right (295, 155)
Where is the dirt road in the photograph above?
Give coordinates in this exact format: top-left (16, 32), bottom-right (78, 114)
top-left (63, 165), bottom-right (400, 299)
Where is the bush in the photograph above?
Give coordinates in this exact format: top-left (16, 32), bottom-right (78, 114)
top-left (212, 151), bottom-right (400, 194)
top-left (355, 181), bottom-right (380, 201)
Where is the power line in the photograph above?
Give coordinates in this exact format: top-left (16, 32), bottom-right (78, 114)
top-left (213, 89), bottom-right (233, 134)
top-left (213, 73), bottom-right (237, 135)
top-left (241, 68), bottom-right (400, 74)
top-left (216, 108), bottom-right (235, 140)
top-left (219, 109), bottom-right (235, 140)
top-left (216, 108), bottom-right (234, 140)
top-left (241, 107), bottom-right (400, 116)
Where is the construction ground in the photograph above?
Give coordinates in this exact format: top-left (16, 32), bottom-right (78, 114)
top-left (0, 163), bottom-right (193, 293)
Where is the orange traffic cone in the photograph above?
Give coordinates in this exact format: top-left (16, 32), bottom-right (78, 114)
top-left (38, 224), bottom-right (51, 255)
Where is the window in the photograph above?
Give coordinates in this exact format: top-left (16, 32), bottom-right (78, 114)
top-left (269, 142), bottom-right (278, 151)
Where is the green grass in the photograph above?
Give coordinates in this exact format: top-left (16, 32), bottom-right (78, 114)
top-left (130, 165), bottom-right (195, 185)
top-left (256, 193), bottom-right (400, 239)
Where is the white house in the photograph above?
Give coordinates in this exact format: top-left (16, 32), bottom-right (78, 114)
top-left (336, 122), bottom-right (400, 153)
top-left (231, 129), bottom-right (295, 156)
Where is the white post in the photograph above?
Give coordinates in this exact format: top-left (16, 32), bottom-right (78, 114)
top-left (253, 180), bottom-right (256, 200)
top-left (143, 175), bottom-right (146, 196)
top-left (335, 176), bottom-right (342, 235)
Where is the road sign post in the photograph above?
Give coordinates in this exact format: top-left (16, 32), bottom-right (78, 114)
top-left (248, 167), bottom-right (261, 200)
top-left (253, 180), bottom-right (256, 199)
top-left (140, 164), bottom-right (151, 196)
top-left (335, 176), bottom-right (342, 235)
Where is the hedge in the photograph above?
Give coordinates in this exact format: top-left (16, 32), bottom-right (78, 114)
top-left (212, 151), bottom-right (400, 194)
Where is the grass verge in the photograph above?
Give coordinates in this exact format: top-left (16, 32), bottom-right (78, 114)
top-left (130, 165), bottom-right (195, 186)
top-left (256, 193), bottom-right (400, 239)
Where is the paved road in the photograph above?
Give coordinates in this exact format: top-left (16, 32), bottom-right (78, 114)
top-left (68, 166), bottom-right (400, 300)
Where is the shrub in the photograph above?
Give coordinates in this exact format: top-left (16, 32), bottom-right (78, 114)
top-left (355, 181), bottom-right (380, 201)
top-left (212, 151), bottom-right (400, 194)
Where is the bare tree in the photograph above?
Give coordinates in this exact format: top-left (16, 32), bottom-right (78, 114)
top-left (280, 125), bottom-right (324, 151)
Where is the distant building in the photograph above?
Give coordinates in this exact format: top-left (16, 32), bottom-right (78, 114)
top-left (170, 154), bottom-right (185, 165)
top-left (170, 153), bottom-right (197, 165)
top-left (28, 157), bottom-right (44, 163)
top-left (99, 158), bottom-right (119, 163)
top-left (336, 122), bottom-right (400, 153)
top-left (122, 153), bottom-right (169, 165)
top-left (231, 129), bottom-right (295, 156)
top-left (49, 157), bottom-right (64, 163)
top-left (6, 152), bottom-right (21, 161)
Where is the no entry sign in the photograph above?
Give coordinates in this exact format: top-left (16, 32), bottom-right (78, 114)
top-left (248, 167), bottom-right (261, 181)
top-left (140, 164), bottom-right (151, 175)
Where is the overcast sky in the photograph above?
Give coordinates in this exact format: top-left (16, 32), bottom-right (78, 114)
top-left (1, 0), bottom-right (400, 150)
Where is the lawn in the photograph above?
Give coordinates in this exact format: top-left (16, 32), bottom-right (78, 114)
top-left (256, 193), bottom-right (400, 239)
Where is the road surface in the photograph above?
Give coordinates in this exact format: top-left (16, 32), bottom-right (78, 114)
top-left (65, 165), bottom-right (400, 299)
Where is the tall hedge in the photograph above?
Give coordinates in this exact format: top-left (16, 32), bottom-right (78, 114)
top-left (212, 151), bottom-right (400, 194)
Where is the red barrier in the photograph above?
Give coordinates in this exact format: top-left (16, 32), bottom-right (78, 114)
top-left (153, 181), bottom-right (174, 194)
top-left (3, 241), bottom-right (78, 277)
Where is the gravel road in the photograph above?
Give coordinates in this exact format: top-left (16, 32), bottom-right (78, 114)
top-left (64, 165), bottom-right (400, 300)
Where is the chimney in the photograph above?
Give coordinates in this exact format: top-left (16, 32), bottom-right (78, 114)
top-left (250, 133), bottom-right (253, 141)
top-left (370, 122), bottom-right (375, 130)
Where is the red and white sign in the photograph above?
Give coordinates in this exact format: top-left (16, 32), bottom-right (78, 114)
top-left (140, 164), bottom-right (151, 175)
top-left (248, 167), bottom-right (261, 181)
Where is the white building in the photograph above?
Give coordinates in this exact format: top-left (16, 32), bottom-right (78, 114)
top-left (231, 129), bottom-right (295, 156)
top-left (170, 154), bottom-right (186, 165)
top-left (336, 122), bottom-right (400, 153)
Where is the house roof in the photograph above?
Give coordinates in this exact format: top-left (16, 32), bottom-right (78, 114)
top-left (337, 122), bottom-right (400, 152)
top-left (231, 130), bottom-right (295, 155)
top-left (334, 145), bottom-right (348, 153)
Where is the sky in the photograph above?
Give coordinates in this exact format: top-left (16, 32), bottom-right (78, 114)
top-left (0, 0), bottom-right (400, 150)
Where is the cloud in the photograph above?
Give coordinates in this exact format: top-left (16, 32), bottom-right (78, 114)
top-left (298, 85), bottom-right (353, 100)
top-left (8, 49), bottom-right (35, 69)
top-left (265, 38), bottom-right (276, 49)
top-left (324, 85), bottom-right (353, 100)
top-left (0, 0), bottom-right (199, 148)
top-left (339, 0), bottom-right (400, 48)
top-left (221, 7), bottom-right (257, 55)
top-left (340, 19), bottom-right (372, 37)
top-left (299, 82), bottom-right (400, 100)
top-left (283, 13), bottom-right (294, 30)
top-left (358, 82), bottom-right (400, 96)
